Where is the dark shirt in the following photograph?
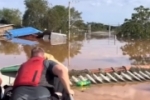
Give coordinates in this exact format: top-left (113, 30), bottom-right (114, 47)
top-left (11, 60), bottom-right (58, 100)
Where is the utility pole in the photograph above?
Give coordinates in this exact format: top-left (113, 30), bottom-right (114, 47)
top-left (108, 25), bottom-right (111, 44)
top-left (67, 0), bottom-right (81, 67)
top-left (68, 1), bottom-right (71, 41)
top-left (88, 24), bottom-right (91, 35)
top-left (68, 1), bottom-right (71, 68)
top-left (108, 25), bottom-right (111, 38)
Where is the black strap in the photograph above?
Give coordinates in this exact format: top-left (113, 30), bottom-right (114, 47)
top-left (43, 60), bottom-right (50, 69)
top-left (32, 71), bottom-right (38, 82)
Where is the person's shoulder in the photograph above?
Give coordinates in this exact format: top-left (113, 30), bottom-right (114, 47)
top-left (45, 59), bottom-right (58, 64)
top-left (44, 60), bottom-right (58, 68)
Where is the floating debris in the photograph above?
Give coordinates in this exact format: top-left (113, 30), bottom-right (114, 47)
top-left (106, 73), bottom-right (118, 82)
top-left (86, 74), bottom-right (97, 84)
top-left (69, 66), bottom-right (150, 86)
top-left (99, 73), bottom-right (110, 82)
top-left (121, 72), bottom-right (132, 81)
top-left (93, 74), bottom-right (103, 83)
top-left (127, 71), bottom-right (141, 81)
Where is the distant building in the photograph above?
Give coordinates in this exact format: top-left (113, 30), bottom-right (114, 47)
top-left (0, 24), bottom-right (14, 36)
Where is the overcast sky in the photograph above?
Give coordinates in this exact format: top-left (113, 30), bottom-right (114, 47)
top-left (1, 0), bottom-right (150, 25)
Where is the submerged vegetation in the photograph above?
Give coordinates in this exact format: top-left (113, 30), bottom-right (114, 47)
top-left (0, 8), bottom-right (22, 27)
top-left (117, 6), bottom-right (150, 39)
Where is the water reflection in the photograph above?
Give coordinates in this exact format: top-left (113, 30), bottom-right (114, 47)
top-left (23, 45), bottom-right (32, 59)
top-left (0, 40), bottom-right (27, 67)
top-left (0, 40), bottom-right (22, 55)
top-left (121, 40), bottom-right (150, 65)
top-left (0, 35), bottom-right (84, 67)
top-left (0, 35), bottom-right (132, 69)
top-left (3, 35), bottom-right (148, 69)
top-left (39, 40), bottom-right (82, 62)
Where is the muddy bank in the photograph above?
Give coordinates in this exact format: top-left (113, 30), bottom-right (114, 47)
top-left (74, 82), bottom-right (150, 100)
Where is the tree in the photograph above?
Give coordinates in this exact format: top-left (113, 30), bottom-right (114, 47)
top-left (89, 22), bottom-right (107, 31)
top-left (23, 0), bottom-right (49, 30)
top-left (23, 0), bottom-right (84, 33)
top-left (85, 22), bottom-right (117, 32)
top-left (0, 8), bottom-right (22, 27)
top-left (46, 5), bottom-right (68, 32)
top-left (117, 5), bottom-right (150, 39)
top-left (46, 5), bottom-right (83, 33)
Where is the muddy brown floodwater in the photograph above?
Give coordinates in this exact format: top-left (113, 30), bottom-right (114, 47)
top-left (74, 82), bottom-right (150, 100)
top-left (1, 35), bottom-right (150, 100)
top-left (0, 36), bottom-right (131, 69)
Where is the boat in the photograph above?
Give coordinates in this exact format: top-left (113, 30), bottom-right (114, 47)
top-left (1, 64), bottom-right (150, 86)
top-left (1, 65), bottom-right (20, 77)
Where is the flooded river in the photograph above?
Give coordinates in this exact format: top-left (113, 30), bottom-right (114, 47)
top-left (74, 82), bottom-right (150, 100)
top-left (1, 35), bottom-right (150, 69)
top-left (1, 35), bottom-right (150, 100)
top-left (0, 35), bottom-right (142, 69)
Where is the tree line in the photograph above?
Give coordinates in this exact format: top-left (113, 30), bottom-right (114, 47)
top-left (117, 5), bottom-right (150, 39)
top-left (0, 0), bottom-right (117, 34)
top-left (88, 22), bottom-right (117, 32)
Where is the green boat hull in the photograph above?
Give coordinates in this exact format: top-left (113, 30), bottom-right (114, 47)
top-left (0, 65), bottom-right (20, 77)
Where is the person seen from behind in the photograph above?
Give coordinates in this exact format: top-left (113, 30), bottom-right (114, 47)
top-left (0, 77), bottom-right (2, 100)
top-left (10, 47), bottom-right (74, 100)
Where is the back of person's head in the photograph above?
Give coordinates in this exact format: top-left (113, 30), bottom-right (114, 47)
top-left (31, 47), bottom-right (45, 58)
